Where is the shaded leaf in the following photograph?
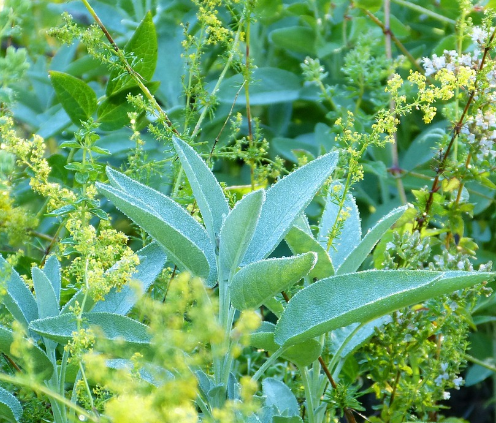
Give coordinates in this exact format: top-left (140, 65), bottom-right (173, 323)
top-left (0, 387), bottom-right (22, 422)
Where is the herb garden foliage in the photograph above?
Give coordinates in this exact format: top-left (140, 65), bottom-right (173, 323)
top-left (1, 0), bottom-right (496, 422)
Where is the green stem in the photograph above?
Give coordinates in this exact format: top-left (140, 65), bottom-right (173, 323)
top-left (251, 347), bottom-right (287, 382)
top-left (391, 0), bottom-right (456, 25)
top-left (300, 367), bottom-right (316, 423)
top-left (464, 353), bottom-right (496, 373)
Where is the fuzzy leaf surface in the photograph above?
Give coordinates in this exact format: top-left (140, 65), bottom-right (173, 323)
top-left (0, 255), bottom-right (38, 328)
top-left (173, 136), bottom-right (230, 244)
top-left (262, 378), bottom-right (299, 416)
top-left (0, 387), bottom-right (22, 422)
top-left (219, 190), bottom-right (264, 277)
top-left (92, 242), bottom-right (167, 315)
top-left (318, 190), bottom-right (361, 270)
top-left (250, 322), bottom-right (322, 367)
top-left (97, 168), bottom-right (216, 285)
top-left (242, 151), bottom-right (339, 265)
top-left (275, 270), bottom-right (493, 346)
top-left (29, 312), bottom-right (151, 350)
top-left (337, 205), bottom-right (408, 275)
top-left (230, 253), bottom-right (317, 310)
top-left (32, 268), bottom-right (59, 318)
top-left (285, 226), bottom-right (334, 280)
top-left (42, 255), bottom-right (61, 303)
top-left (49, 71), bottom-right (97, 125)
top-left (106, 12), bottom-right (158, 96)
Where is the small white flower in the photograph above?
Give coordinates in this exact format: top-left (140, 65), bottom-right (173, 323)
top-left (472, 26), bottom-right (488, 45)
top-left (422, 57), bottom-right (435, 76)
top-left (453, 376), bottom-right (463, 388)
top-left (442, 391), bottom-right (451, 400)
top-left (432, 54), bottom-right (446, 70)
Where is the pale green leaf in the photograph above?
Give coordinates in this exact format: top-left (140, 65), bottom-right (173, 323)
top-left (250, 322), bottom-right (322, 367)
top-left (0, 255), bottom-right (38, 328)
top-left (242, 151), bottom-right (339, 265)
top-left (219, 190), bottom-right (264, 277)
top-left (42, 255), bottom-right (61, 303)
top-left (106, 12), bottom-right (158, 96)
top-left (318, 188), bottom-right (361, 270)
top-left (172, 136), bottom-right (230, 243)
top-left (262, 378), bottom-right (299, 417)
top-left (275, 270), bottom-right (494, 346)
top-left (49, 71), bottom-right (97, 126)
top-left (338, 205), bottom-right (408, 275)
top-left (0, 387), bottom-right (22, 422)
top-left (230, 253), bottom-right (317, 310)
top-left (32, 268), bottom-right (59, 318)
top-left (29, 312), bottom-right (151, 353)
top-left (285, 226), bottom-right (334, 280)
top-left (92, 242), bottom-right (167, 315)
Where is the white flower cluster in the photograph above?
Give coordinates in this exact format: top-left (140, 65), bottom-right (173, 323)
top-left (434, 363), bottom-right (464, 389)
top-left (421, 49), bottom-right (479, 77)
top-left (461, 109), bottom-right (496, 162)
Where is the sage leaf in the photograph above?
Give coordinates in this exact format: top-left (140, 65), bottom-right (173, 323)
top-left (219, 190), bottom-right (264, 277)
top-left (275, 270), bottom-right (493, 346)
top-left (338, 205), bottom-right (408, 275)
top-left (262, 377), bottom-right (299, 417)
top-left (172, 136), bottom-right (230, 243)
top-left (29, 312), bottom-right (151, 352)
top-left (242, 151), bottom-right (339, 265)
top-left (0, 387), bottom-right (22, 422)
top-left (42, 255), bottom-right (61, 303)
top-left (250, 322), bottom-right (322, 367)
top-left (285, 226), bottom-right (334, 280)
top-left (92, 242), bottom-right (167, 315)
top-left (0, 255), bottom-right (38, 328)
top-left (230, 253), bottom-right (317, 310)
top-left (318, 189), bottom-right (361, 270)
top-left (49, 71), bottom-right (97, 126)
top-left (106, 12), bottom-right (158, 96)
top-left (97, 168), bottom-right (216, 286)
top-left (0, 325), bottom-right (54, 379)
top-left (32, 268), bottom-right (59, 318)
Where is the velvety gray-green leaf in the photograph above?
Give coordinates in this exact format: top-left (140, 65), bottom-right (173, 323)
top-left (250, 322), bottom-right (322, 367)
top-left (0, 387), bottom-right (22, 422)
top-left (32, 267), bottom-right (59, 318)
top-left (338, 205), bottom-right (408, 275)
top-left (0, 255), bottom-right (38, 328)
top-left (285, 226), bottom-right (334, 280)
top-left (327, 316), bottom-right (391, 360)
top-left (106, 12), bottom-right (158, 96)
top-left (172, 136), bottom-right (230, 243)
top-left (318, 189), bottom-right (361, 270)
top-left (0, 325), bottom-right (53, 379)
top-left (242, 151), bottom-right (339, 265)
top-left (230, 253), bottom-right (317, 310)
top-left (97, 180), bottom-right (216, 286)
top-left (275, 270), bottom-right (493, 346)
top-left (219, 190), bottom-right (265, 277)
top-left (42, 255), bottom-right (61, 303)
top-left (262, 377), bottom-right (299, 417)
top-left (92, 242), bottom-right (167, 315)
top-left (29, 312), bottom-right (151, 350)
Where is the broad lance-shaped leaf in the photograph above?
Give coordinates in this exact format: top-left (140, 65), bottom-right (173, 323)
top-left (337, 205), bottom-right (408, 275)
top-left (242, 151), bottom-right (339, 265)
top-left (0, 387), bottom-right (22, 423)
top-left (92, 242), bottom-right (167, 315)
top-left (262, 378), bottom-right (299, 417)
top-left (219, 190), bottom-right (264, 277)
top-left (275, 270), bottom-right (494, 346)
top-left (230, 252), bottom-right (317, 310)
top-left (0, 255), bottom-right (38, 328)
top-left (32, 268), bottom-right (59, 318)
top-left (173, 136), bottom-right (230, 244)
top-left (42, 255), bottom-right (61, 303)
top-left (0, 325), bottom-right (54, 378)
top-left (49, 71), bottom-right (97, 126)
top-left (250, 322), bottom-right (322, 367)
top-left (106, 12), bottom-right (158, 96)
top-left (97, 168), bottom-right (217, 286)
top-left (285, 226), bottom-right (334, 280)
top-left (318, 188), bottom-right (361, 270)
top-left (29, 312), bottom-right (151, 351)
